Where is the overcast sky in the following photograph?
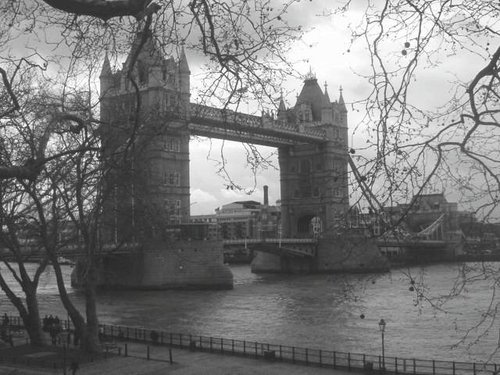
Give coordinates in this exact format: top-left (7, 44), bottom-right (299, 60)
top-left (8, 1), bottom-right (485, 218)
top-left (187, 2), bottom-right (486, 216)
top-left (189, 2), bottom-right (363, 215)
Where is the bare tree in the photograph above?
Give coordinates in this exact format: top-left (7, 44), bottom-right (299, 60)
top-left (0, 0), bottom-right (307, 352)
top-left (336, 1), bottom-right (499, 219)
top-left (0, 70), bottom-right (102, 347)
top-left (334, 0), bottom-right (500, 356)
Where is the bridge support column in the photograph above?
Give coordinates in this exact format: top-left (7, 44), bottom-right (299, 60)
top-left (278, 141), bottom-right (349, 239)
top-left (71, 239), bottom-right (233, 290)
top-left (251, 251), bottom-right (315, 273)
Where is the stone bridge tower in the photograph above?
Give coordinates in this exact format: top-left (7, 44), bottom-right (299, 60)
top-left (278, 73), bottom-right (349, 238)
top-left (99, 31), bottom-right (191, 244)
top-left (76, 32), bottom-right (233, 290)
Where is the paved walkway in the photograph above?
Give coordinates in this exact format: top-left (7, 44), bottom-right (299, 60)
top-left (0, 340), bottom-right (357, 375)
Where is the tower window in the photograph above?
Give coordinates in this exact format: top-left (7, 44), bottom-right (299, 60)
top-left (164, 136), bottom-right (181, 152)
top-left (138, 61), bottom-right (148, 85)
top-left (164, 171), bottom-right (180, 186)
top-left (300, 159), bottom-right (311, 174)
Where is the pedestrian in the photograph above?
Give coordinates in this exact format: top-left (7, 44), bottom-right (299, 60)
top-left (70, 360), bottom-right (79, 375)
top-left (98, 326), bottom-right (104, 342)
top-left (50, 327), bottom-right (57, 345)
top-left (42, 315), bottom-right (49, 332)
top-left (150, 330), bottom-right (159, 344)
top-left (73, 330), bottom-right (79, 346)
top-left (48, 315), bottom-right (54, 329)
top-left (2, 313), bottom-right (9, 326)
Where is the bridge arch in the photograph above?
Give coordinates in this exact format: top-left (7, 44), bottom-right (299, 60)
top-left (296, 214), bottom-right (323, 237)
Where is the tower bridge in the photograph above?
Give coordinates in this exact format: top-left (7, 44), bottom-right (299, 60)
top-left (71, 32), bottom-right (389, 290)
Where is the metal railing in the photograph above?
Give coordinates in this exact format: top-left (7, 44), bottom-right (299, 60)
top-left (2, 315), bottom-right (498, 375)
top-left (98, 323), bottom-right (498, 375)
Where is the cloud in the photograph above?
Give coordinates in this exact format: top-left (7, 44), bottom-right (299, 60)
top-left (190, 137), bottom-right (280, 215)
top-left (190, 188), bottom-right (218, 215)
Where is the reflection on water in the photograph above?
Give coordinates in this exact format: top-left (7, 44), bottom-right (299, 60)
top-left (0, 263), bottom-right (498, 362)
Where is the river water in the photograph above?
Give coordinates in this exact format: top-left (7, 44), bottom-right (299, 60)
top-left (1, 262), bottom-right (499, 363)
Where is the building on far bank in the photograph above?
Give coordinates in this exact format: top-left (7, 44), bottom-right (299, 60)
top-left (190, 185), bottom-right (281, 240)
top-left (350, 193), bottom-right (475, 236)
top-left (345, 193), bottom-right (485, 259)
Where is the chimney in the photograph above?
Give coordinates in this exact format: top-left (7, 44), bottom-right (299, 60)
top-left (263, 185), bottom-right (269, 206)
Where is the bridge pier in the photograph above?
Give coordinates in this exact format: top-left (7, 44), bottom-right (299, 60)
top-left (251, 233), bottom-right (389, 274)
top-left (251, 251), bottom-right (315, 273)
top-left (71, 239), bottom-right (233, 290)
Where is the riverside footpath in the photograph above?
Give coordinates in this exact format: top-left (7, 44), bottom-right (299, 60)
top-left (0, 339), bottom-right (352, 375)
top-left (0, 317), bottom-right (497, 374)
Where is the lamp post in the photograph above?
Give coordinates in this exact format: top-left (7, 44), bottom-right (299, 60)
top-left (378, 318), bottom-right (386, 371)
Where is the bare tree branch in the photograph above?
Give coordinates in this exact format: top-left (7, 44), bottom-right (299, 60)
top-left (41, 0), bottom-right (160, 21)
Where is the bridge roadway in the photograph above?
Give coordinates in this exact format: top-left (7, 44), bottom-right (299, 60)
top-left (63, 238), bottom-right (318, 258)
top-left (1, 236), bottom-right (450, 262)
top-left (0, 238), bottom-right (318, 261)
top-left (224, 238), bottom-right (317, 257)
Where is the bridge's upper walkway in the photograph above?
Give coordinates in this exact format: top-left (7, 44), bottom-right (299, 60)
top-left (188, 103), bottom-right (328, 147)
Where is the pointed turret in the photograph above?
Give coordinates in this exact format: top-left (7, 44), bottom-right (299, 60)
top-left (295, 70), bottom-right (324, 122)
top-left (322, 81), bottom-right (331, 107)
top-left (100, 53), bottom-right (114, 95)
top-left (339, 85), bottom-right (347, 112)
top-left (100, 53), bottom-right (112, 77)
top-left (338, 85), bottom-right (348, 129)
top-left (277, 91), bottom-right (287, 121)
top-left (320, 81), bottom-right (333, 124)
top-left (278, 94), bottom-right (286, 111)
top-left (179, 46), bottom-right (190, 73)
top-left (178, 46), bottom-right (191, 97)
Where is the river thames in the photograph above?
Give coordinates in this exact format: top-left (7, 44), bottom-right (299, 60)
top-left (1, 262), bottom-right (499, 364)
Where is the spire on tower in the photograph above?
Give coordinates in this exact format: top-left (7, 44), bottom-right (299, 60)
top-left (304, 66), bottom-right (316, 81)
top-left (278, 93), bottom-right (287, 112)
top-left (100, 52), bottom-right (112, 77)
top-left (323, 81), bottom-right (330, 105)
top-left (179, 46), bottom-right (190, 73)
top-left (339, 85), bottom-right (347, 112)
top-left (277, 89), bottom-right (287, 120)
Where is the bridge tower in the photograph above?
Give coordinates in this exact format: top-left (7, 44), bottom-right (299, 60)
top-left (278, 73), bottom-right (349, 238)
top-left (73, 31), bottom-right (233, 290)
top-left (99, 31), bottom-right (192, 243)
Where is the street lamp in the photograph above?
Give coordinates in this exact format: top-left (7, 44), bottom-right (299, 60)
top-left (378, 318), bottom-right (386, 371)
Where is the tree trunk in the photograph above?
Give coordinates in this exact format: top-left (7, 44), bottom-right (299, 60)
top-left (83, 264), bottom-right (100, 353)
top-left (23, 290), bottom-right (45, 346)
top-left (49, 258), bottom-right (101, 353)
top-left (0, 273), bottom-right (44, 347)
